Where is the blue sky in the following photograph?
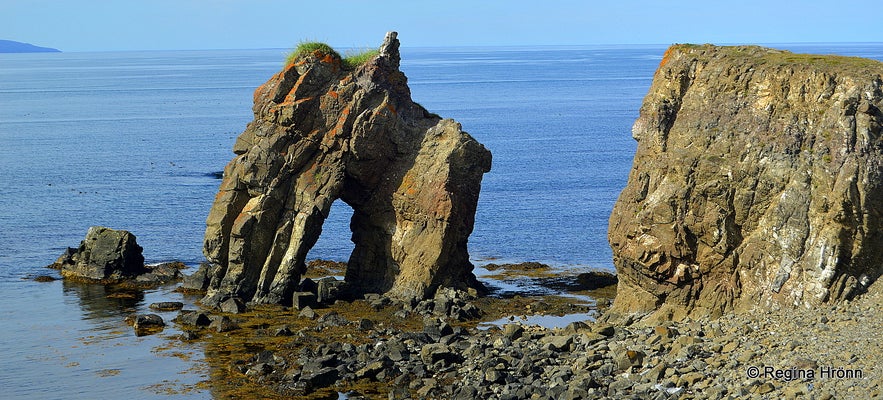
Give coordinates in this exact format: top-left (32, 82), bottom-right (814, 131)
top-left (2, 0), bottom-right (879, 51)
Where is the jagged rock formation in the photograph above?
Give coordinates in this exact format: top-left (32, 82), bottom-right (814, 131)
top-left (202, 32), bottom-right (491, 307)
top-left (608, 44), bottom-right (883, 320)
top-left (50, 226), bottom-right (146, 281)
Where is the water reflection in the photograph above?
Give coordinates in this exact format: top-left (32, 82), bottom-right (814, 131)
top-left (0, 279), bottom-right (210, 399)
top-left (61, 280), bottom-right (144, 320)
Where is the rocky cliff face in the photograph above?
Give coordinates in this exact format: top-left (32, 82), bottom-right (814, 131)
top-left (608, 45), bottom-right (883, 320)
top-left (202, 32), bottom-right (491, 307)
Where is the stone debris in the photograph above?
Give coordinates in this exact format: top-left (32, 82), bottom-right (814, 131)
top-left (177, 281), bottom-right (881, 399)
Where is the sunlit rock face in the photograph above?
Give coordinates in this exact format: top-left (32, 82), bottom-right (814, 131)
top-left (608, 44), bottom-right (883, 321)
top-left (202, 32), bottom-right (491, 307)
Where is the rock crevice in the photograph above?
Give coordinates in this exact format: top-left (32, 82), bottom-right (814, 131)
top-left (609, 45), bottom-right (883, 320)
top-left (202, 32), bottom-right (491, 307)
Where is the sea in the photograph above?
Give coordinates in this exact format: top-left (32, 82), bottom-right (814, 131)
top-left (2, 43), bottom-right (881, 398)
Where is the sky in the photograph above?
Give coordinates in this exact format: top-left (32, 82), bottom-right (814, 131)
top-left (1, 0), bottom-right (880, 52)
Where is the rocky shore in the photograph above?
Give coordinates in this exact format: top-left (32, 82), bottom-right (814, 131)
top-left (161, 262), bottom-right (878, 399)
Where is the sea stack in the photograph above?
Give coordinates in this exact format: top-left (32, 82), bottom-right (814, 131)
top-left (201, 32), bottom-right (492, 307)
top-left (608, 44), bottom-right (883, 321)
top-left (50, 226), bottom-right (146, 281)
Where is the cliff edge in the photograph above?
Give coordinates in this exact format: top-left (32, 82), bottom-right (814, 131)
top-left (608, 44), bottom-right (883, 321)
top-left (201, 32), bottom-right (491, 307)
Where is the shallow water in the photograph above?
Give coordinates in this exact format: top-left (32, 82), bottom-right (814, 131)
top-left (2, 43), bottom-right (881, 398)
top-left (0, 278), bottom-right (208, 398)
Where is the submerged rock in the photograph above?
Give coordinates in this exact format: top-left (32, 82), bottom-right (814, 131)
top-left (201, 32), bottom-right (491, 308)
top-left (608, 44), bottom-right (883, 320)
top-left (149, 301), bottom-right (184, 311)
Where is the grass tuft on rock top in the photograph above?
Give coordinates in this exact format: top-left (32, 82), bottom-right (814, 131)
top-left (342, 48), bottom-right (380, 68)
top-left (286, 41), bottom-right (340, 65)
top-left (285, 41), bottom-right (379, 69)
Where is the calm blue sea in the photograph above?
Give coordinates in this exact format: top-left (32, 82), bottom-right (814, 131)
top-left (1, 43), bottom-right (881, 398)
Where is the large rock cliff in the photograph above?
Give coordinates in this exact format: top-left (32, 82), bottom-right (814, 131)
top-left (202, 32), bottom-right (491, 307)
top-left (608, 45), bottom-right (883, 320)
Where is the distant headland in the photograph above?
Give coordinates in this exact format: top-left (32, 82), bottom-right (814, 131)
top-left (0, 39), bottom-right (61, 53)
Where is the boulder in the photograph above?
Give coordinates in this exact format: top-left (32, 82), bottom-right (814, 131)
top-left (608, 44), bottom-right (883, 320)
top-left (51, 226), bottom-right (146, 281)
top-left (175, 310), bottom-right (212, 327)
top-left (180, 262), bottom-right (213, 292)
top-left (576, 271), bottom-right (618, 290)
top-left (201, 32), bottom-right (491, 307)
top-left (133, 314), bottom-right (165, 335)
top-left (135, 261), bottom-right (184, 285)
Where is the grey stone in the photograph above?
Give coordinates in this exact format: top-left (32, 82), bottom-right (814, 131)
top-left (317, 276), bottom-right (346, 304)
top-left (210, 316), bottom-right (238, 332)
top-left (302, 367), bottom-right (338, 389)
top-left (133, 314), bottom-right (165, 336)
top-left (292, 292), bottom-right (317, 310)
top-left (273, 325), bottom-right (293, 336)
top-left (220, 297), bottom-right (245, 314)
top-left (543, 335), bottom-right (574, 352)
top-left (503, 323), bottom-right (525, 341)
top-left (298, 306), bottom-right (317, 319)
top-left (175, 310), bottom-right (211, 327)
top-left (420, 343), bottom-right (461, 366)
top-left (484, 369), bottom-right (505, 384)
top-left (355, 359), bottom-right (389, 381)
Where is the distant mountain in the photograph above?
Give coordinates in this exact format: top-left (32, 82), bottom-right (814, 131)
top-left (0, 40), bottom-right (61, 53)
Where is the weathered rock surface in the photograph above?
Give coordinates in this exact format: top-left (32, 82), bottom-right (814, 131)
top-left (49, 226), bottom-right (146, 281)
top-left (202, 32), bottom-right (491, 307)
top-left (609, 44), bottom-right (883, 320)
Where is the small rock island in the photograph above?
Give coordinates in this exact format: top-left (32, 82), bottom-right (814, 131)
top-left (200, 32), bottom-right (491, 308)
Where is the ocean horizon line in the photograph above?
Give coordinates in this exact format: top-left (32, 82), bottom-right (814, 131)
top-left (8, 41), bottom-right (883, 55)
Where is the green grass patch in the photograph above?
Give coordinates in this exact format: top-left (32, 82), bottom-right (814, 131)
top-left (342, 48), bottom-right (380, 68)
top-left (285, 41), bottom-right (341, 65)
top-left (285, 41), bottom-right (380, 69)
top-left (674, 44), bottom-right (883, 73)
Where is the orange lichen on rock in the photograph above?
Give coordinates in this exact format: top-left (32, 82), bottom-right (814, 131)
top-left (399, 172), bottom-right (418, 196)
top-left (659, 46), bottom-right (678, 68)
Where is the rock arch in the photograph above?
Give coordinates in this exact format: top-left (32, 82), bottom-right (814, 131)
top-left (201, 32), bottom-right (491, 307)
